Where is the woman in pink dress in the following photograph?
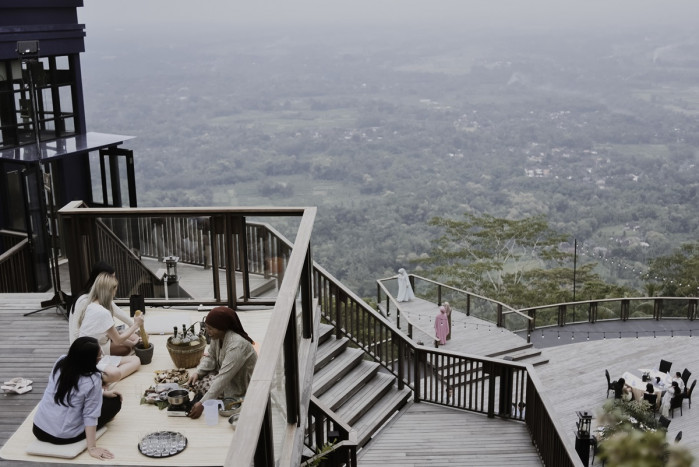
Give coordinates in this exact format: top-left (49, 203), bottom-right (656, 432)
top-left (434, 306), bottom-right (450, 345)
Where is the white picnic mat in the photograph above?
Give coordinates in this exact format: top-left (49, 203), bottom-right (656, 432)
top-left (0, 308), bottom-right (272, 465)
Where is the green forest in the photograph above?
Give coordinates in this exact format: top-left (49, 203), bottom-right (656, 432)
top-left (80, 24), bottom-right (699, 299)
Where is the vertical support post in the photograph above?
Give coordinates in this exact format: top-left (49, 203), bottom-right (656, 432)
top-left (301, 247), bottom-right (312, 340)
top-left (497, 303), bottom-right (503, 327)
top-left (466, 294), bottom-right (471, 316)
top-left (224, 215), bottom-right (238, 309)
top-left (284, 305), bottom-right (300, 426)
top-left (413, 348), bottom-right (421, 402)
top-left (254, 397), bottom-right (275, 466)
top-left (397, 334), bottom-right (404, 390)
top-left (558, 304), bottom-right (566, 327)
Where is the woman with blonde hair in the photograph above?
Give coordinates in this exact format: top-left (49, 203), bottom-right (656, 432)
top-left (77, 273), bottom-right (142, 383)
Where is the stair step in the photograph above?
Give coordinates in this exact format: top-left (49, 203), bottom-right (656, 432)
top-left (317, 360), bottom-right (381, 411)
top-left (486, 343), bottom-right (534, 358)
top-left (314, 336), bottom-right (349, 372)
top-left (355, 386), bottom-right (412, 447)
top-left (318, 323), bottom-right (334, 345)
top-left (313, 347), bottom-right (366, 397)
top-left (336, 373), bottom-right (395, 425)
top-left (504, 350), bottom-right (542, 362)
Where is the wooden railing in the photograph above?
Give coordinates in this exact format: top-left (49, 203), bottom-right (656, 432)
top-left (0, 231), bottom-right (34, 293)
top-left (319, 266), bottom-right (582, 467)
top-left (377, 274), bottom-right (533, 340)
top-left (380, 274), bottom-right (698, 343)
top-left (520, 297), bottom-right (699, 336)
top-left (58, 202), bottom-right (293, 308)
top-left (302, 397), bottom-right (357, 467)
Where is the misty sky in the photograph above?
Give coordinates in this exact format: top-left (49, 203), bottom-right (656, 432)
top-left (79, 0), bottom-right (699, 35)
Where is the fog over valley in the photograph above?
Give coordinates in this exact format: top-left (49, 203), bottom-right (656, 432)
top-left (77, 1), bottom-right (699, 296)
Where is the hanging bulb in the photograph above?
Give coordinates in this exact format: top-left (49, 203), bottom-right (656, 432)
top-left (603, 333), bottom-right (606, 340)
top-left (557, 331), bottom-right (560, 340)
top-left (571, 333), bottom-right (575, 340)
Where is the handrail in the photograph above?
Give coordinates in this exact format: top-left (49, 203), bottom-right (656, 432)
top-left (225, 207), bottom-right (317, 466)
top-left (0, 234), bottom-right (33, 293)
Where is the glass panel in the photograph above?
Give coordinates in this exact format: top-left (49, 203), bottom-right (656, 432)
top-left (58, 85), bottom-right (73, 112)
top-left (63, 116), bottom-right (75, 133)
top-left (55, 56), bottom-right (69, 70)
top-left (40, 88), bottom-right (53, 111)
top-left (88, 150), bottom-right (103, 204)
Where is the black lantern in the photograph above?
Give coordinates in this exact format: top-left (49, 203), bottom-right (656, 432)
top-left (164, 256), bottom-right (179, 282)
top-left (576, 411), bottom-right (593, 436)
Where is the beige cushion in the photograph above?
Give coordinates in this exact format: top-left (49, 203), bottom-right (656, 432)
top-left (26, 427), bottom-right (108, 459)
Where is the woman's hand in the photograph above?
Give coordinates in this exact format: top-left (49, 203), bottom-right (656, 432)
top-left (103, 389), bottom-right (122, 401)
top-left (134, 314), bottom-right (145, 328)
top-left (87, 445), bottom-right (114, 460)
top-left (188, 401), bottom-right (203, 419)
top-left (187, 371), bottom-right (199, 385)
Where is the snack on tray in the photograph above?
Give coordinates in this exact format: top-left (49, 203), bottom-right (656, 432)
top-left (154, 368), bottom-right (189, 385)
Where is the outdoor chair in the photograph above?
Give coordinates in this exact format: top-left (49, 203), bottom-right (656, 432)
top-left (675, 431), bottom-right (682, 443)
top-left (658, 415), bottom-right (671, 430)
top-left (659, 359), bottom-right (672, 374)
top-left (684, 380), bottom-right (696, 409)
top-left (670, 395), bottom-right (683, 418)
top-left (681, 368), bottom-right (691, 392)
top-left (605, 369), bottom-right (615, 398)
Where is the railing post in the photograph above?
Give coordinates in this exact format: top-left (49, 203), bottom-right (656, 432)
top-left (654, 298), bottom-right (663, 320)
top-left (527, 309), bottom-right (535, 344)
top-left (437, 284), bottom-right (442, 306)
top-left (689, 299), bottom-right (698, 321)
top-left (397, 335), bottom-right (404, 390)
top-left (413, 348), bottom-right (421, 402)
top-left (557, 304), bottom-right (566, 326)
top-left (335, 288), bottom-right (344, 339)
top-left (621, 299), bottom-right (630, 321)
top-left (466, 294), bottom-right (471, 316)
top-left (284, 305), bottom-right (300, 426)
top-left (301, 247), bottom-right (312, 340)
top-left (497, 303), bottom-right (503, 327)
top-left (486, 362), bottom-right (495, 418)
top-left (589, 302), bottom-right (597, 323)
top-left (254, 397), bottom-right (275, 466)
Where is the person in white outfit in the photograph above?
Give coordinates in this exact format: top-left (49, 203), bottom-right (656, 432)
top-left (77, 273), bottom-right (142, 383)
top-left (68, 262), bottom-right (139, 356)
top-left (396, 268), bottom-right (415, 302)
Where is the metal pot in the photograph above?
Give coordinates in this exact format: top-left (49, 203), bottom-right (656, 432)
top-left (219, 397), bottom-right (243, 417)
top-left (167, 389), bottom-right (190, 406)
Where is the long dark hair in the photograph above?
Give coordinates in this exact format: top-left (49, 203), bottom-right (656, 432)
top-left (69, 261), bottom-right (115, 314)
top-left (53, 336), bottom-right (101, 406)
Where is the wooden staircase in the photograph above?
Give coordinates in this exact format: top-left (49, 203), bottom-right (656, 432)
top-left (313, 324), bottom-right (412, 447)
top-left (487, 343), bottom-right (549, 367)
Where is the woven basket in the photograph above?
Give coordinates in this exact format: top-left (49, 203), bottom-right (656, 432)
top-left (166, 337), bottom-right (206, 368)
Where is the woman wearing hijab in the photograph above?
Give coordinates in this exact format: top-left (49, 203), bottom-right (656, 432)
top-left (187, 306), bottom-right (258, 419)
top-left (435, 305), bottom-right (450, 346)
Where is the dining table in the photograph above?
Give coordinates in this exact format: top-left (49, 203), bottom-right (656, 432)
top-left (621, 369), bottom-right (670, 409)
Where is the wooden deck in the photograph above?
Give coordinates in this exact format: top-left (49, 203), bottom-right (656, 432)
top-left (358, 403), bottom-right (543, 466)
top-left (4, 284), bottom-right (699, 466)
